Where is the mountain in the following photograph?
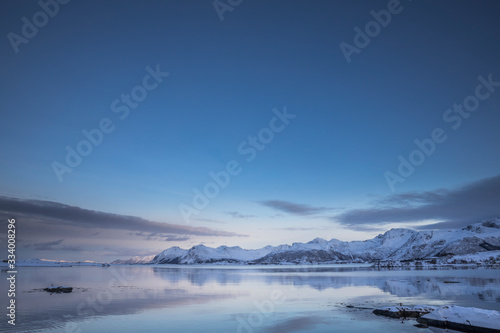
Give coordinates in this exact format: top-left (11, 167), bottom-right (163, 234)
top-left (113, 219), bottom-right (500, 265)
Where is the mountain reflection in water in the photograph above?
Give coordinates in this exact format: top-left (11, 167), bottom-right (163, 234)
top-left (2, 265), bottom-right (499, 333)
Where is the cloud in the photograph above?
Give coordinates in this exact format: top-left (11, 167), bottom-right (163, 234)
top-left (273, 227), bottom-right (322, 231)
top-left (0, 196), bottom-right (243, 237)
top-left (128, 232), bottom-right (190, 242)
top-left (30, 239), bottom-right (64, 250)
top-left (95, 247), bottom-right (162, 258)
top-left (194, 218), bottom-right (226, 224)
top-left (59, 244), bottom-right (85, 251)
top-left (260, 200), bottom-right (331, 216)
top-left (225, 211), bottom-right (255, 219)
top-left (26, 239), bottom-right (83, 251)
top-left (334, 174), bottom-right (500, 229)
top-left (164, 235), bottom-right (190, 242)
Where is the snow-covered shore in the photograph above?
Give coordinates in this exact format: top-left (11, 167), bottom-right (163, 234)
top-left (374, 250), bottom-right (500, 269)
top-left (374, 305), bottom-right (500, 332)
top-left (417, 305), bottom-right (500, 332)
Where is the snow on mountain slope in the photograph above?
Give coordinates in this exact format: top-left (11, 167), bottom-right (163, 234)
top-left (347, 228), bottom-right (419, 260)
top-left (117, 220), bottom-right (500, 265)
top-left (153, 244), bottom-right (274, 264)
top-left (389, 221), bottom-right (500, 260)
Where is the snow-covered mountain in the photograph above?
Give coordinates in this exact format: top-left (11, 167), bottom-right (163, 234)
top-left (111, 255), bottom-right (156, 265)
top-left (114, 220), bottom-right (500, 265)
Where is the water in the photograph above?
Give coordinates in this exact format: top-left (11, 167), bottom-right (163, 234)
top-left (1, 265), bottom-right (499, 332)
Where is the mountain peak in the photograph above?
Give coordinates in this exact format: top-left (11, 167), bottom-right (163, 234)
top-left (480, 219), bottom-right (500, 229)
top-left (375, 228), bottom-right (415, 239)
top-left (463, 219), bottom-right (500, 233)
top-left (191, 244), bottom-right (208, 250)
top-left (308, 237), bottom-right (327, 244)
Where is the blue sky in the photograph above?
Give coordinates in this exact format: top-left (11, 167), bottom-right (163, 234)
top-left (1, 0), bottom-right (500, 261)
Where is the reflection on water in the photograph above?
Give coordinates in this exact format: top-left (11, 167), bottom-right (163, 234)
top-left (1, 265), bottom-right (499, 333)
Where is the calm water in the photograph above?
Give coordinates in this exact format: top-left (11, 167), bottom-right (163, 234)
top-left (1, 265), bottom-right (499, 333)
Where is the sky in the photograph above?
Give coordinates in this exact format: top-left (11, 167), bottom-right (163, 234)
top-left (1, 0), bottom-right (500, 262)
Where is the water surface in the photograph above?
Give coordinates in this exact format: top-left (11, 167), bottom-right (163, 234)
top-left (2, 265), bottom-right (499, 332)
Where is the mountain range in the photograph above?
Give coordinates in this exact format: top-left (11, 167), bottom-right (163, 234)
top-left (113, 220), bottom-right (500, 265)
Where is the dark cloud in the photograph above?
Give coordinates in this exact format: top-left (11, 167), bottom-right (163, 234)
top-left (274, 227), bottom-right (321, 231)
top-left (29, 239), bottom-right (64, 250)
top-left (164, 235), bottom-right (190, 242)
top-left (334, 174), bottom-right (500, 229)
top-left (413, 220), bottom-right (474, 230)
top-left (260, 200), bottom-right (331, 216)
top-left (128, 232), bottom-right (190, 242)
top-left (225, 211), bottom-right (255, 219)
top-left (0, 196), bottom-right (243, 237)
top-left (345, 225), bottom-right (388, 232)
top-left (26, 239), bottom-right (83, 251)
top-left (60, 244), bottom-right (85, 251)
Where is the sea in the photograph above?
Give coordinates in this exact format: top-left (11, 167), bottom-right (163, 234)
top-left (1, 264), bottom-right (499, 332)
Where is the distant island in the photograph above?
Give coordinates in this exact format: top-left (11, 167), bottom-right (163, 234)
top-left (0, 259), bottom-right (109, 267)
